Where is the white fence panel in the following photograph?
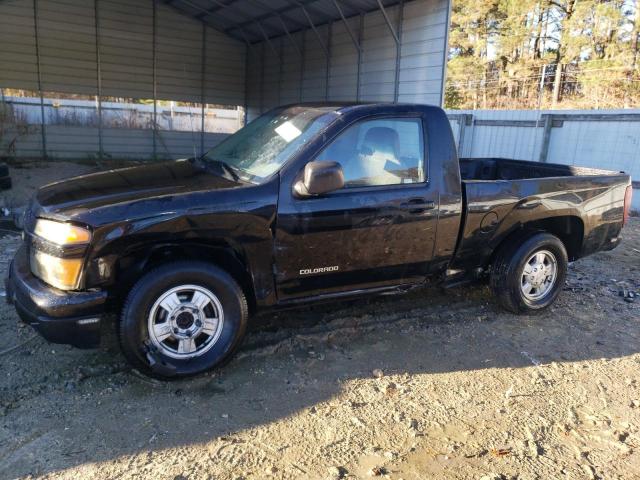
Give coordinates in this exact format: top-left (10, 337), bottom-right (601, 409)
top-left (448, 109), bottom-right (640, 210)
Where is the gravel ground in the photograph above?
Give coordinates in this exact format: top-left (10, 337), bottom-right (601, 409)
top-left (0, 162), bottom-right (100, 209)
top-left (0, 167), bottom-right (638, 479)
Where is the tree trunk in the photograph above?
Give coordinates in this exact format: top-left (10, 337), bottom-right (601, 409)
top-left (551, 0), bottom-right (576, 108)
top-left (552, 63), bottom-right (563, 107)
top-left (632, 12), bottom-right (639, 72)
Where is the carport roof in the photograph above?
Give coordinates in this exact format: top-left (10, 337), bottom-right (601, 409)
top-left (166, 0), bottom-right (404, 44)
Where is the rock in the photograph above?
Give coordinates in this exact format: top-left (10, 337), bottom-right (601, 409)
top-left (581, 464), bottom-right (596, 479)
top-left (372, 369), bottom-right (384, 379)
top-left (630, 399), bottom-right (640, 408)
top-left (351, 416), bottom-right (365, 427)
top-left (409, 418), bottom-right (418, 429)
top-left (528, 440), bottom-right (542, 457)
top-left (327, 466), bottom-right (344, 479)
top-left (368, 466), bottom-right (386, 476)
top-left (265, 465), bottom-right (278, 475)
top-left (479, 474), bottom-right (503, 480)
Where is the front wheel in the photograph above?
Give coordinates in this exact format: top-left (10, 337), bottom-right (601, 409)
top-left (119, 261), bottom-right (248, 378)
top-left (490, 232), bottom-right (568, 313)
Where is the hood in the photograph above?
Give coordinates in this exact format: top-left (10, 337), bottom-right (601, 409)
top-left (35, 159), bottom-right (243, 218)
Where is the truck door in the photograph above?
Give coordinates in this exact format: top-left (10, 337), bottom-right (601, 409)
top-left (274, 115), bottom-right (439, 300)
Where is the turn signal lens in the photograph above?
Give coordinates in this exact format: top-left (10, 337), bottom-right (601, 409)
top-left (34, 219), bottom-right (91, 246)
top-left (623, 185), bottom-right (633, 226)
top-left (30, 250), bottom-right (83, 290)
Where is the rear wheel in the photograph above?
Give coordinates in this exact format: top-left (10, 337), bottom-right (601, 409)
top-left (119, 261), bottom-right (248, 378)
top-left (490, 232), bottom-right (568, 313)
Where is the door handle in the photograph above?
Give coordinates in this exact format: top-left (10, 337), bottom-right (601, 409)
top-left (517, 200), bottom-right (542, 210)
top-left (400, 198), bottom-right (436, 213)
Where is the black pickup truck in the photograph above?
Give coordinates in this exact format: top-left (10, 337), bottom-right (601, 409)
top-left (6, 103), bottom-right (633, 378)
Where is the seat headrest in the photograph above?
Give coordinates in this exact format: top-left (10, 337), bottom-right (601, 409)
top-left (361, 127), bottom-right (400, 158)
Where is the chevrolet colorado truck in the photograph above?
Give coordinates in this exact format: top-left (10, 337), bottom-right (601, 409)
top-left (6, 103), bottom-right (633, 378)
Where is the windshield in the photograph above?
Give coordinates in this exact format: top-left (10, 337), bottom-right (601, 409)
top-left (202, 106), bottom-right (339, 183)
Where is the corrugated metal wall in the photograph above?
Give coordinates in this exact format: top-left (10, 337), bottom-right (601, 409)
top-left (0, 0), bottom-right (246, 159)
top-left (0, 0), bottom-right (246, 102)
top-left (1, 0), bottom-right (451, 158)
top-left (0, 0), bottom-right (39, 92)
top-left (100, 0), bottom-right (154, 100)
top-left (246, 0), bottom-right (450, 120)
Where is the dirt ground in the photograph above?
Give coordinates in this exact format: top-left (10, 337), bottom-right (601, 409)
top-left (0, 165), bottom-right (639, 480)
top-left (0, 162), bottom-right (100, 209)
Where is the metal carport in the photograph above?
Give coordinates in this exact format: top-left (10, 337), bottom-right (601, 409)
top-left (0, 0), bottom-right (451, 159)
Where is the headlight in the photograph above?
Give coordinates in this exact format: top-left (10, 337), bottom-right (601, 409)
top-left (31, 219), bottom-right (90, 290)
top-left (34, 219), bottom-right (91, 246)
top-left (30, 250), bottom-right (83, 290)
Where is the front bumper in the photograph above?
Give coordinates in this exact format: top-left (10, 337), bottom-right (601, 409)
top-left (5, 246), bottom-right (108, 348)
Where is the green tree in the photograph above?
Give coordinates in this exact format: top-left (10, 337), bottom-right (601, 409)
top-left (446, 0), bottom-right (639, 109)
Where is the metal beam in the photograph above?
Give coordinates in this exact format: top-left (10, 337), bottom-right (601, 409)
top-left (152, 0), bottom-right (158, 160)
top-left (447, 113), bottom-right (473, 155)
top-left (356, 12), bottom-right (363, 101)
top-left (331, 0), bottom-right (360, 52)
top-left (376, 0), bottom-right (399, 45)
top-left (538, 114), bottom-right (553, 163)
top-left (178, 0), bottom-right (244, 23)
top-left (224, 0), bottom-right (328, 36)
top-left (296, 2), bottom-right (329, 59)
top-left (32, 0), bottom-right (47, 159)
top-left (299, 29), bottom-right (305, 102)
top-left (276, 14), bottom-right (301, 56)
top-left (260, 42), bottom-right (265, 114)
top-left (94, 0), bottom-right (103, 160)
top-left (440, 0), bottom-right (452, 107)
top-left (242, 42), bottom-right (249, 126)
top-left (255, 20), bottom-right (281, 61)
top-left (195, 0), bottom-right (241, 18)
top-left (246, 0), bottom-right (308, 34)
top-left (550, 113), bottom-right (640, 122)
top-left (237, 27), bottom-right (257, 54)
top-left (200, 22), bottom-right (206, 156)
top-left (393, 0), bottom-right (403, 102)
top-left (325, 21), bottom-right (331, 100)
top-left (197, 0), bottom-right (308, 37)
top-left (278, 36), bottom-right (283, 106)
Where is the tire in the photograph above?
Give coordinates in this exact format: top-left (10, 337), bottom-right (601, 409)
top-left (119, 261), bottom-right (248, 378)
top-left (490, 232), bottom-right (568, 314)
top-left (0, 176), bottom-right (11, 191)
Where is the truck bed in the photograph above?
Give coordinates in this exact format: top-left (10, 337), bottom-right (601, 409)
top-left (459, 157), bottom-right (619, 181)
top-left (451, 157), bottom-right (630, 275)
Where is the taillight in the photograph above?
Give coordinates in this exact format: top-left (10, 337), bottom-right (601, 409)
top-left (623, 185), bottom-right (633, 226)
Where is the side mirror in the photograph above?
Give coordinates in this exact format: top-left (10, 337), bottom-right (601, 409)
top-left (294, 161), bottom-right (344, 197)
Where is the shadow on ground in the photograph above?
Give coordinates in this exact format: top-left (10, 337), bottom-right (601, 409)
top-left (0, 221), bottom-right (638, 477)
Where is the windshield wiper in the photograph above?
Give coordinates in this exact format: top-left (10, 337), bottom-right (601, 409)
top-left (201, 158), bottom-right (241, 182)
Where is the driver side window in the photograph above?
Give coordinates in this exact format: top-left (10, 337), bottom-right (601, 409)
top-left (316, 118), bottom-right (425, 187)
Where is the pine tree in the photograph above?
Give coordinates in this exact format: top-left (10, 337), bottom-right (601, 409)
top-left (446, 0), bottom-right (638, 109)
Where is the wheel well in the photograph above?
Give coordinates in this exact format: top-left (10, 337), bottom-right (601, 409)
top-left (493, 216), bottom-right (584, 263)
top-left (114, 243), bottom-right (256, 313)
